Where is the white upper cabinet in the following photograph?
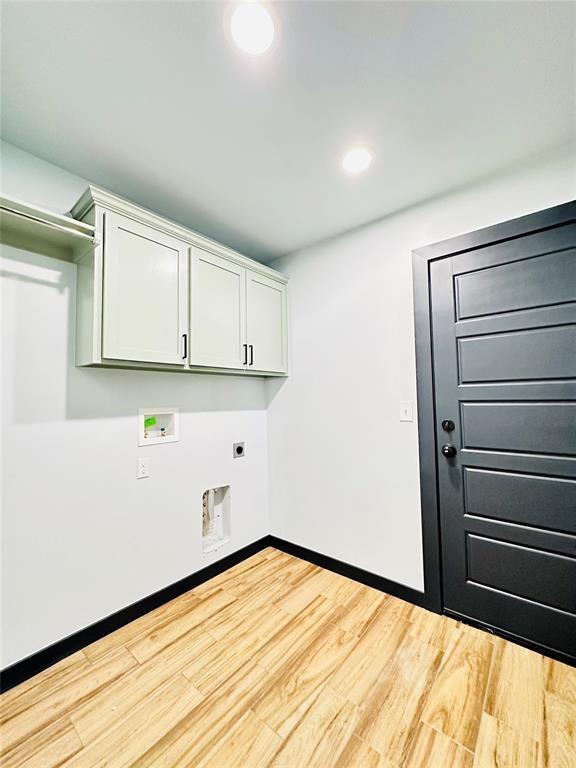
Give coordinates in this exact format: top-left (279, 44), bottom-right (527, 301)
top-left (189, 251), bottom-right (288, 373)
top-left (246, 270), bottom-right (288, 374)
top-left (70, 186), bottom-right (288, 376)
top-left (190, 248), bottom-right (247, 370)
top-left (102, 211), bottom-right (189, 365)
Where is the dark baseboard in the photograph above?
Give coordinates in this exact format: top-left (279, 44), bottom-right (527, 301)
top-left (18, 534), bottom-right (551, 694)
top-left (0, 534), bottom-right (437, 694)
top-left (9, 532), bottom-right (565, 694)
top-left (273, 537), bottom-right (576, 666)
top-left (269, 536), bottom-right (434, 611)
top-left (0, 536), bottom-right (271, 693)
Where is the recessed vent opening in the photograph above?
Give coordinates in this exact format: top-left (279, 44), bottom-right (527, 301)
top-left (202, 485), bottom-right (231, 553)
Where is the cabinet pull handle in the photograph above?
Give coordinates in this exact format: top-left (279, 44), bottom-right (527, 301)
top-left (182, 333), bottom-right (188, 359)
top-left (249, 344), bottom-right (254, 366)
top-left (243, 344), bottom-right (248, 365)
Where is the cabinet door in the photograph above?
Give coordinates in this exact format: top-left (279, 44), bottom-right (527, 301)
top-left (246, 271), bottom-right (288, 373)
top-left (190, 248), bottom-right (247, 369)
top-left (102, 212), bottom-right (188, 364)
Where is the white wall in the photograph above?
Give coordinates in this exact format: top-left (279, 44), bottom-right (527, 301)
top-left (2, 140), bottom-right (574, 669)
top-left (266, 146), bottom-right (575, 592)
top-left (0, 142), bottom-right (270, 667)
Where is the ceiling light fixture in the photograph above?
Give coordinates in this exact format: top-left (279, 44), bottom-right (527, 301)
top-left (229, 2), bottom-right (275, 56)
top-left (341, 146), bottom-right (373, 175)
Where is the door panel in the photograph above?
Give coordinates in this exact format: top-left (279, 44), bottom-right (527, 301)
top-left (246, 271), bottom-right (288, 373)
top-left (467, 535), bottom-right (576, 614)
top-left (460, 402), bottom-right (576, 456)
top-left (431, 218), bottom-right (576, 660)
top-left (464, 468), bottom-right (576, 533)
top-left (458, 325), bottom-right (576, 382)
top-left (455, 246), bottom-right (576, 319)
top-left (190, 248), bottom-right (246, 369)
top-left (103, 211), bottom-right (188, 364)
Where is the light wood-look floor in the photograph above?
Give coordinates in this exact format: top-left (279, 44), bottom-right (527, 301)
top-left (1, 547), bottom-right (575, 767)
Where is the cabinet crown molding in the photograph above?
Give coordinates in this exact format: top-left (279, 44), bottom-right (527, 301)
top-left (70, 184), bottom-right (288, 284)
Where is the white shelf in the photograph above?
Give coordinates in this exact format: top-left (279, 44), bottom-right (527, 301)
top-left (0, 194), bottom-right (96, 261)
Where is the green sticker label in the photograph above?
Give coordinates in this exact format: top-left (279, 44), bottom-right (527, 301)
top-left (144, 416), bottom-right (157, 428)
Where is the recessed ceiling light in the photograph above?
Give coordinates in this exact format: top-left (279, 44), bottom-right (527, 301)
top-left (229, 3), bottom-right (275, 56)
top-left (341, 146), bottom-right (373, 175)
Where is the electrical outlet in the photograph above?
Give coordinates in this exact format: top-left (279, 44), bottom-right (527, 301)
top-left (137, 457), bottom-right (150, 479)
top-left (233, 442), bottom-right (245, 458)
top-left (399, 400), bottom-right (413, 422)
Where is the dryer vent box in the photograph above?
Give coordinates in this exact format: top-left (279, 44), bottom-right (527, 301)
top-left (202, 485), bottom-right (231, 553)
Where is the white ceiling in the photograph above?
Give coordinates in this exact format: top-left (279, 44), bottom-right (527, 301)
top-left (1, 1), bottom-right (575, 262)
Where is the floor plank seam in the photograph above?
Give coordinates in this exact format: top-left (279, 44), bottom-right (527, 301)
top-left (420, 717), bottom-right (476, 754)
top-left (124, 645), bottom-right (142, 666)
top-left (475, 636), bottom-right (497, 756)
top-left (69, 715), bottom-right (87, 750)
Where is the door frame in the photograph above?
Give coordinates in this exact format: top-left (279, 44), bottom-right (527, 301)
top-left (411, 200), bottom-right (576, 617)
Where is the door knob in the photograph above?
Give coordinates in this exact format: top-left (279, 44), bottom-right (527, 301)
top-left (442, 444), bottom-right (457, 458)
top-left (441, 419), bottom-right (455, 432)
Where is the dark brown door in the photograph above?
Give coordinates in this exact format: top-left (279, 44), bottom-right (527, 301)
top-left (430, 213), bottom-right (576, 661)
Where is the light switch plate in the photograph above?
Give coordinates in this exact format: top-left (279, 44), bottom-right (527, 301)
top-left (137, 457), bottom-right (150, 479)
top-left (399, 400), bottom-right (413, 422)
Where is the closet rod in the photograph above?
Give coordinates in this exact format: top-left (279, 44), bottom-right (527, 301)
top-left (1, 204), bottom-right (97, 243)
